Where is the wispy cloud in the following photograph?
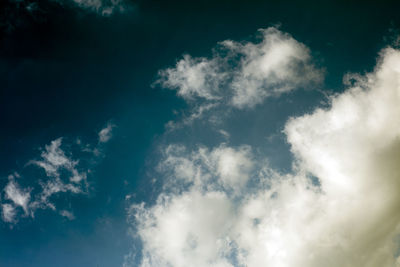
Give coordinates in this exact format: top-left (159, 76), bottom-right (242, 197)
top-left (60, 209), bottom-right (75, 220)
top-left (0, 138), bottom-right (87, 223)
top-left (0, 124), bottom-right (114, 224)
top-left (60, 0), bottom-right (128, 16)
top-left (1, 0), bottom-right (130, 33)
top-left (156, 27), bottom-right (323, 110)
top-left (127, 36), bottom-right (400, 266)
top-left (30, 138), bottom-right (87, 183)
top-left (1, 204), bottom-right (16, 223)
top-left (98, 122), bottom-right (115, 143)
top-left (4, 178), bottom-right (31, 214)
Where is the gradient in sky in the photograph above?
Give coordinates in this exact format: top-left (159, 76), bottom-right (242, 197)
top-left (1, 0), bottom-right (400, 266)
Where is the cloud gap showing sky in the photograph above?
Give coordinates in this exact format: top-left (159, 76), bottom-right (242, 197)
top-left (126, 28), bottom-right (400, 267)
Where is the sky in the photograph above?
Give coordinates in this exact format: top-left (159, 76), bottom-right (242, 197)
top-left (1, 0), bottom-right (400, 266)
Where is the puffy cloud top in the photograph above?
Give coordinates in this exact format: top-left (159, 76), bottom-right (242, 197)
top-left (128, 44), bottom-right (400, 266)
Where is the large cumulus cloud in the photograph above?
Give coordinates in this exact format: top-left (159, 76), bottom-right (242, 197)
top-left (127, 30), bottom-right (400, 267)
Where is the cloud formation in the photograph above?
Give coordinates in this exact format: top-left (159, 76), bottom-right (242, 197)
top-left (128, 40), bottom-right (400, 266)
top-left (0, 123), bottom-right (114, 224)
top-left (1, 204), bottom-right (16, 223)
top-left (98, 123), bottom-right (115, 143)
top-left (3, 178), bottom-right (31, 222)
top-left (31, 138), bottom-right (87, 183)
top-left (65, 0), bottom-right (127, 16)
top-left (2, 0), bottom-right (128, 30)
top-left (0, 138), bottom-right (87, 223)
top-left (157, 27), bottom-right (323, 109)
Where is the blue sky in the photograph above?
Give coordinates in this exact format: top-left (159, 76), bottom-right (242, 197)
top-left (1, 0), bottom-right (400, 266)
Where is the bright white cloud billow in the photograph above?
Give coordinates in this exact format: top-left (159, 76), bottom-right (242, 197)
top-left (128, 45), bottom-right (400, 266)
top-left (157, 27), bottom-right (323, 109)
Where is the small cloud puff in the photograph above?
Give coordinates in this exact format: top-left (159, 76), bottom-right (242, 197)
top-left (60, 210), bottom-right (75, 220)
top-left (98, 123), bottom-right (115, 143)
top-left (1, 204), bottom-right (17, 223)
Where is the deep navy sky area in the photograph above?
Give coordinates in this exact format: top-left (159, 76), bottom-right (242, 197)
top-left (1, 0), bottom-right (400, 266)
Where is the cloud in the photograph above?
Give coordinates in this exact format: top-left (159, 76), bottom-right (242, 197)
top-left (158, 144), bottom-right (255, 193)
top-left (156, 27), bottom-right (323, 110)
top-left (33, 176), bottom-right (83, 211)
top-left (4, 179), bottom-right (31, 214)
top-left (60, 210), bottom-right (75, 220)
top-left (98, 123), bottom-right (115, 143)
top-left (127, 44), bottom-right (400, 266)
top-left (66, 0), bottom-right (127, 16)
top-left (2, 0), bottom-right (128, 31)
top-left (31, 138), bottom-right (87, 183)
top-left (0, 128), bottom-right (109, 223)
top-left (1, 204), bottom-right (17, 223)
top-left (0, 138), bottom-right (87, 223)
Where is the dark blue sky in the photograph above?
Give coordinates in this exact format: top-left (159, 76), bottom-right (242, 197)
top-left (1, 0), bottom-right (400, 266)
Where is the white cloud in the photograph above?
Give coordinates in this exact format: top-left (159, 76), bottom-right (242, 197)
top-left (1, 176), bottom-right (31, 223)
top-left (0, 133), bottom-right (101, 223)
top-left (218, 130), bottom-right (230, 140)
top-left (158, 54), bottom-right (225, 101)
top-left (165, 103), bottom-right (219, 131)
top-left (31, 138), bottom-right (87, 183)
top-left (159, 144), bottom-right (254, 192)
top-left (98, 123), bottom-right (115, 143)
top-left (211, 145), bottom-right (254, 191)
top-left (128, 47), bottom-right (400, 266)
top-left (1, 204), bottom-right (16, 223)
top-left (4, 179), bottom-right (30, 214)
top-left (5, 0), bottom-right (128, 23)
top-left (60, 210), bottom-right (75, 220)
top-left (32, 177), bottom-right (83, 211)
top-left (228, 28), bottom-right (323, 108)
top-left (70, 0), bottom-right (126, 16)
top-left (8, 0), bottom-right (128, 19)
top-left (133, 191), bottom-right (234, 267)
top-left (44, 0), bottom-right (129, 16)
top-left (157, 27), bottom-right (323, 110)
